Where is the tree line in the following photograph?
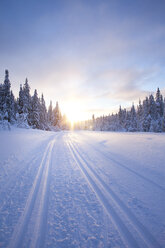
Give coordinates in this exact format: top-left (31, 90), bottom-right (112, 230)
top-left (1, 70), bottom-right (165, 132)
top-left (0, 70), bottom-right (70, 130)
top-left (74, 88), bottom-right (165, 132)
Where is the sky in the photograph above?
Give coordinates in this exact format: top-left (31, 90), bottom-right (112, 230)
top-left (0, 0), bottom-right (165, 122)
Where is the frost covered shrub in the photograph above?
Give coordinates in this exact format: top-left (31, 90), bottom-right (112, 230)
top-left (16, 113), bottom-right (30, 129)
top-left (0, 119), bottom-right (11, 130)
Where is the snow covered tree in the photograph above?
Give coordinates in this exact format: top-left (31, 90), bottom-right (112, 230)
top-left (3, 70), bottom-right (12, 122)
top-left (1, 70), bottom-right (165, 133)
top-left (148, 94), bottom-right (156, 120)
top-left (118, 105), bottom-right (123, 126)
top-left (18, 84), bottom-right (24, 114)
top-left (125, 111), bottom-right (131, 131)
top-left (0, 81), bottom-right (5, 120)
top-left (155, 88), bottom-right (163, 117)
top-left (118, 106), bottom-right (126, 130)
top-left (18, 79), bottom-right (31, 124)
top-left (154, 88), bottom-right (163, 132)
top-left (23, 78), bottom-right (31, 114)
top-left (162, 99), bottom-right (165, 132)
top-left (39, 93), bottom-right (48, 130)
top-left (29, 89), bottom-right (40, 129)
top-left (53, 101), bottom-right (62, 127)
top-left (129, 104), bottom-right (137, 131)
top-left (142, 97), bottom-right (151, 132)
top-left (137, 100), bottom-right (143, 131)
top-left (10, 91), bottom-right (17, 123)
top-left (48, 100), bottom-right (53, 125)
top-left (147, 94), bottom-right (156, 132)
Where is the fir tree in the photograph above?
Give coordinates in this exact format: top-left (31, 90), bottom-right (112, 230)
top-left (3, 70), bottom-right (11, 122)
top-left (142, 97), bottom-right (151, 131)
top-left (155, 88), bottom-right (163, 132)
top-left (53, 101), bottom-right (61, 127)
top-left (162, 98), bottom-right (165, 132)
top-left (23, 78), bottom-right (31, 114)
top-left (137, 100), bottom-right (143, 131)
top-left (48, 100), bottom-right (53, 125)
top-left (29, 89), bottom-right (40, 129)
top-left (10, 91), bottom-right (17, 123)
top-left (129, 104), bottom-right (137, 131)
top-left (18, 84), bottom-right (24, 114)
top-left (39, 93), bottom-right (47, 129)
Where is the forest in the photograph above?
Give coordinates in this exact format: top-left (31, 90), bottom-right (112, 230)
top-left (0, 70), bottom-right (165, 132)
top-left (75, 90), bottom-right (165, 132)
top-left (0, 70), bottom-right (70, 130)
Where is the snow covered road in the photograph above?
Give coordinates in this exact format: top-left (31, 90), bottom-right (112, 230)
top-left (0, 129), bottom-right (165, 247)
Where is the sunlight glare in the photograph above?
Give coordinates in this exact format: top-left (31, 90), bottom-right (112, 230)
top-left (63, 101), bottom-right (87, 126)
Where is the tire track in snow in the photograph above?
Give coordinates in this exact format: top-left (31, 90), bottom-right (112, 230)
top-left (8, 137), bottom-right (55, 248)
top-left (68, 140), bottom-right (162, 248)
top-left (67, 140), bottom-right (140, 248)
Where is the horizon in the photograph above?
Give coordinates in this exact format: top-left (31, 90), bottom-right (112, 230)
top-left (1, 69), bottom-right (164, 124)
top-left (0, 0), bottom-right (165, 122)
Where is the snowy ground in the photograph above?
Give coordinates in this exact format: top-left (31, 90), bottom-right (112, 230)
top-left (0, 128), bottom-right (165, 248)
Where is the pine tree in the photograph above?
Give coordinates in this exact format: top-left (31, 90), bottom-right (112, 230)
top-left (162, 98), bottom-right (165, 132)
top-left (23, 78), bottom-right (31, 114)
top-left (125, 111), bottom-right (131, 131)
top-left (118, 105), bottom-right (123, 127)
top-left (148, 94), bottom-right (156, 131)
top-left (137, 100), bottom-right (143, 131)
top-left (29, 89), bottom-right (40, 129)
top-left (118, 106), bottom-right (126, 130)
top-left (39, 93), bottom-right (47, 130)
top-left (18, 84), bottom-right (24, 114)
top-left (155, 88), bottom-right (164, 116)
top-left (10, 91), bottom-right (17, 123)
top-left (0, 82), bottom-right (5, 119)
top-left (155, 88), bottom-right (163, 132)
top-left (129, 104), bottom-right (137, 131)
top-left (53, 101), bottom-right (61, 127)
top-left (148, 94), bottom-right (156, 119)
top-left (3, 70), bottom-right (11, 122)
top-left (142, 97), bottom-right (151, 131)
top-left (48, 100), bottom-right (53, 125)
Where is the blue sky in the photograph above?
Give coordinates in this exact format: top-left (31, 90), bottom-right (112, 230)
top-left (0, 0), bottom-right (165, 121)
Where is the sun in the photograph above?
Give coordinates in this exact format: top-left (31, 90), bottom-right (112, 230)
top-left (63, 101), bottom-right (87, 126)
top-left (66, 108), bottom-right (83, 126)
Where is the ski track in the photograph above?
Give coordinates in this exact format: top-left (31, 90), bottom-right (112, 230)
top-left (93, 147), bottom-right (165, 192)
top-left (0, 133), bottom-right (55, 207)
top-left (0, 150), bottom-right (43, 212)
top-left (0, 130), bottom-right (164, 248)
top-left (69, 134), bottom-right (165, 193)
top-left (8, 136), bottom-right (56, 248)
top-left (0, 146), bottom-right (52, 246)
top-left (45, 135), bottom-right (119, 248)
top-left (67, 140), bottom-right (140, 248)
top-left (67, 138), bottom-right (162, 248)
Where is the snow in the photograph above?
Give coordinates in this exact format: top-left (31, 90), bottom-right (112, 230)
top-left (0, 128), bottom-right (165, 248)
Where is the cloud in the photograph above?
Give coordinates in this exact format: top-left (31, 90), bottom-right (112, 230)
top-left (84, 67), bottom-right (155, 102)
top-left (1, 0), bottom-right (165, 118)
